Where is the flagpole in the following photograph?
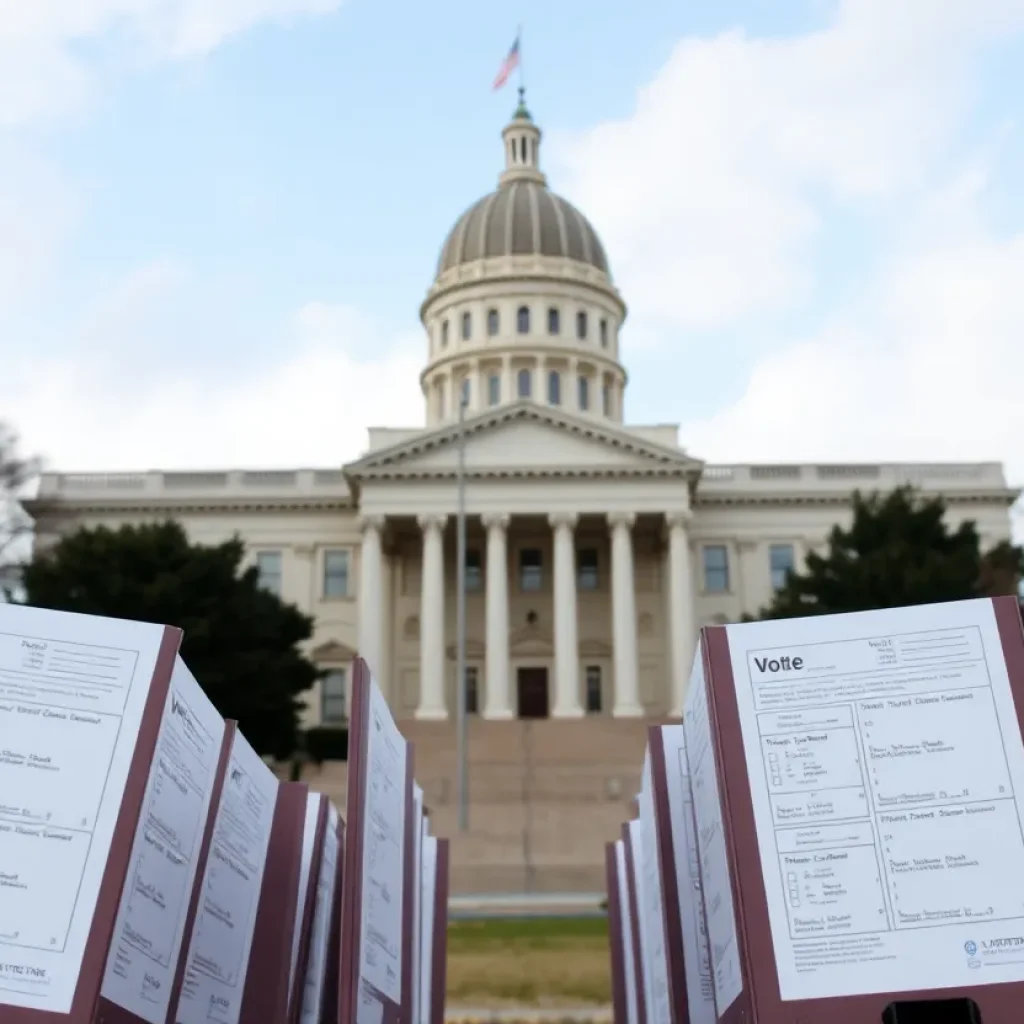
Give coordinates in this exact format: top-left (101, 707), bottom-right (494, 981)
top-left (517, 23), bottom-right (525, 95)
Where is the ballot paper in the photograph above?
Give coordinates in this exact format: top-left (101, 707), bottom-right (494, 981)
top-left (299, 804), bottom-right (340, 1024)
top-left (638, 755), bottom-right (672, 1024)
top-left (175, 731), bottom-right (278, 1024)
top-left (358, 681), bottom-right (407, 1004)
top-left (0, 605), bottom-right (177, 1015)
top-left (615, 840), bottom-right (639, 1024)
top-left (684, 651), bottom-right (743, 1014)
top-left (288, 794), bottom-right (324, 1008)
top-left (410, 786), bottom-right (423, 1024)
top-left (417, 834), bottom-right (437, 1024)
top-left (660, 724), bottom-right (716, 1024)
top-left (725, 598), bottom-right (1024, 1001)
top-left (100, 657), bottom-right (227, 1024)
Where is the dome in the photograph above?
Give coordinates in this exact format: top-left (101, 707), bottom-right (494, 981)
top-left (434, 91), bottom-right (611, 279)
top-left (437, 183), bottom-right (610, 276)
top-left (419, 92), bottom-right (629, 432)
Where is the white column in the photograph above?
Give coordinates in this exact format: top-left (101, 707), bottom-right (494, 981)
top-left (666, 510), bottom-right (696, 716)
top-left (416, 513), bottom-right (448, 720)
top-left (550, 512), bottom-right (584, 718)
top-left (609, 511), bottom-right (642, 717)
top-left (482, 514), bottom-right (513, 719)
top-left (357, 516), bottom-right (385, 688)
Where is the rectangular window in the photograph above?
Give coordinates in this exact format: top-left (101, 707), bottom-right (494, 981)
top-left (464, 667), bottom-right (479, 715)
top-left (321, 668), bottom-right (347, 725)
top-left (519, 548), bottom-right (543, 591)
top-left (578, 376), bottom-right (590, 411)
top-left (585, 666), bottom-right (602, 713)
top-left (488, 374), bottom-right (501, 406)
top-left (256, 550), bottom-right (283, 595)
top-left (702, 545), bottom-right (730, 593)
top-left (323, 549), bottom-right (350, 598)
top-left (465, 549), bottom-right (483, 592)
top-left (769, 543), bottom-right (795, 591)
top-left (577, 548), bottom-right (599, 591)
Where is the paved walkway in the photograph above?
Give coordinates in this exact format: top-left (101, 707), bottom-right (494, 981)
top-left (449, 892), bottom-right (606, 918)
top-left (446, 1008), bottom-right (612, 1023)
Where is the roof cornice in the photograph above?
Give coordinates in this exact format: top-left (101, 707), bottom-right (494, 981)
top-left (695, 489), bottom-right (1019, 510)
top-left (24, 498), bottom-right (353, 518)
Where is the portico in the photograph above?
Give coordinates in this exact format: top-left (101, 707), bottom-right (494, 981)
top-left (355, 506), bottom-right (696, 720)
top-left (344, 401), bottom-right (703, 721)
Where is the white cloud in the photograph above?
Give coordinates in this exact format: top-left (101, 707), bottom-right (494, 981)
top-left (1, 292), bottom-right (425, 472)
top-left (551, 0), bottom-right (1024, 334)
top-left (0, 141), bottom-right (77, 306)
top-left (0, 0), bottom-right (343, 126)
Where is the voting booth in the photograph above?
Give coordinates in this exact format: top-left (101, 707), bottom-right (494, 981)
top-left (607, 596), bottom-right (1024, 1024)
top-left (0, 604), bottom-right (450, 1024)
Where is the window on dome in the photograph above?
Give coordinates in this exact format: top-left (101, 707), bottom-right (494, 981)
top-left (461, 312), bottom-right (472, 341)
top-left (517, 306), bottom-right (530, 334)
top-left (487, 309), bottom-right (500, 336)
top-left (578, 376), bottom-right (590, 411)
top-left (599, 318), bottom-right (608, 347)
top-left (488, 374), bottom-right (501, 406)
top-left (576, 311), bottom-right (588, 340)
top-left (547, 371), bottom-right (561, 406)
top-left (602, 384), bottom-right (611, 416)
top-left (441, 320), bottom-right (449, 347)
top-left (460, 377), bottom-right (470, 408)
top-left (547, 307), bottom-right (560, 335)
top-left (517, 368), bottom-right (532, 398)
top-left (438, 380), bottom-right (447, 418)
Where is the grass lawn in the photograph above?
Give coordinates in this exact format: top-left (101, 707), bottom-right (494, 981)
top-left (446, 916), bottom-right (610, 1008)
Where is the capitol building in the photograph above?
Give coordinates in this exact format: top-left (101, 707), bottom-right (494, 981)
top-left (32, 95), bottom-right (1018, 729)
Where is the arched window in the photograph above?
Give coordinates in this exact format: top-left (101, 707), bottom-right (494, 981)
top-left (547, 307), bottom-right (560, 335)
top-left (548, 371), bottom-right (561, 406)
top-left (517, 306), bottom-right (530, 334)
top-left (517, 368), bottom-right (532, 398)
top-left (576, 311), bottom-right (588, 341)
top-left (599, 318), bottom-right (608, 347)
top-left (441, 320), bottom-right (449, 347)
top-left (487, 308), bottom-right (500, 336)
top-left (461, 312), bottom-right (472, 341)
top-left (577, 376), bottom-right (590, 411)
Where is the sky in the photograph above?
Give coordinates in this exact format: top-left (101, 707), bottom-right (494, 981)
top-left (1, 0), bottom-right (1023, 532)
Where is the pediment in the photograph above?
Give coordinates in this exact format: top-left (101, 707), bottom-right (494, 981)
top-left (579, 638), bottom-right (612, 658)
top-left (311, 639), bottom-right (357, 662)
top-left (510, 625), bottom-right (554, 657)
top-left (343, 401), bottom-right (703, 482)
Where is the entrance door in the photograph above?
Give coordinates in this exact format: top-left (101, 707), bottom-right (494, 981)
top-left (517, 668), bottom-right (549, 719)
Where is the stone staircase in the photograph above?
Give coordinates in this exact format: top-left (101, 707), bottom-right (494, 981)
top-left (297, 717), bottom-right (662, 895)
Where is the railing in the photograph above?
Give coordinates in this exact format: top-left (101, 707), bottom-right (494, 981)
top-left (38, 460), bottom-right (1010, 499)
top-left (37, 468), bottom-right (351, 499)
top-left (700, 462), bottom-right (1009, 488)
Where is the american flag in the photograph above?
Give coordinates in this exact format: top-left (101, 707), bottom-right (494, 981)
top-left (492, 36), bottom-right (521, 91)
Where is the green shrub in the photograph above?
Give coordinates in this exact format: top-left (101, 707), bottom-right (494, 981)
top-left (304, 726), bottom-right (349, 763)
